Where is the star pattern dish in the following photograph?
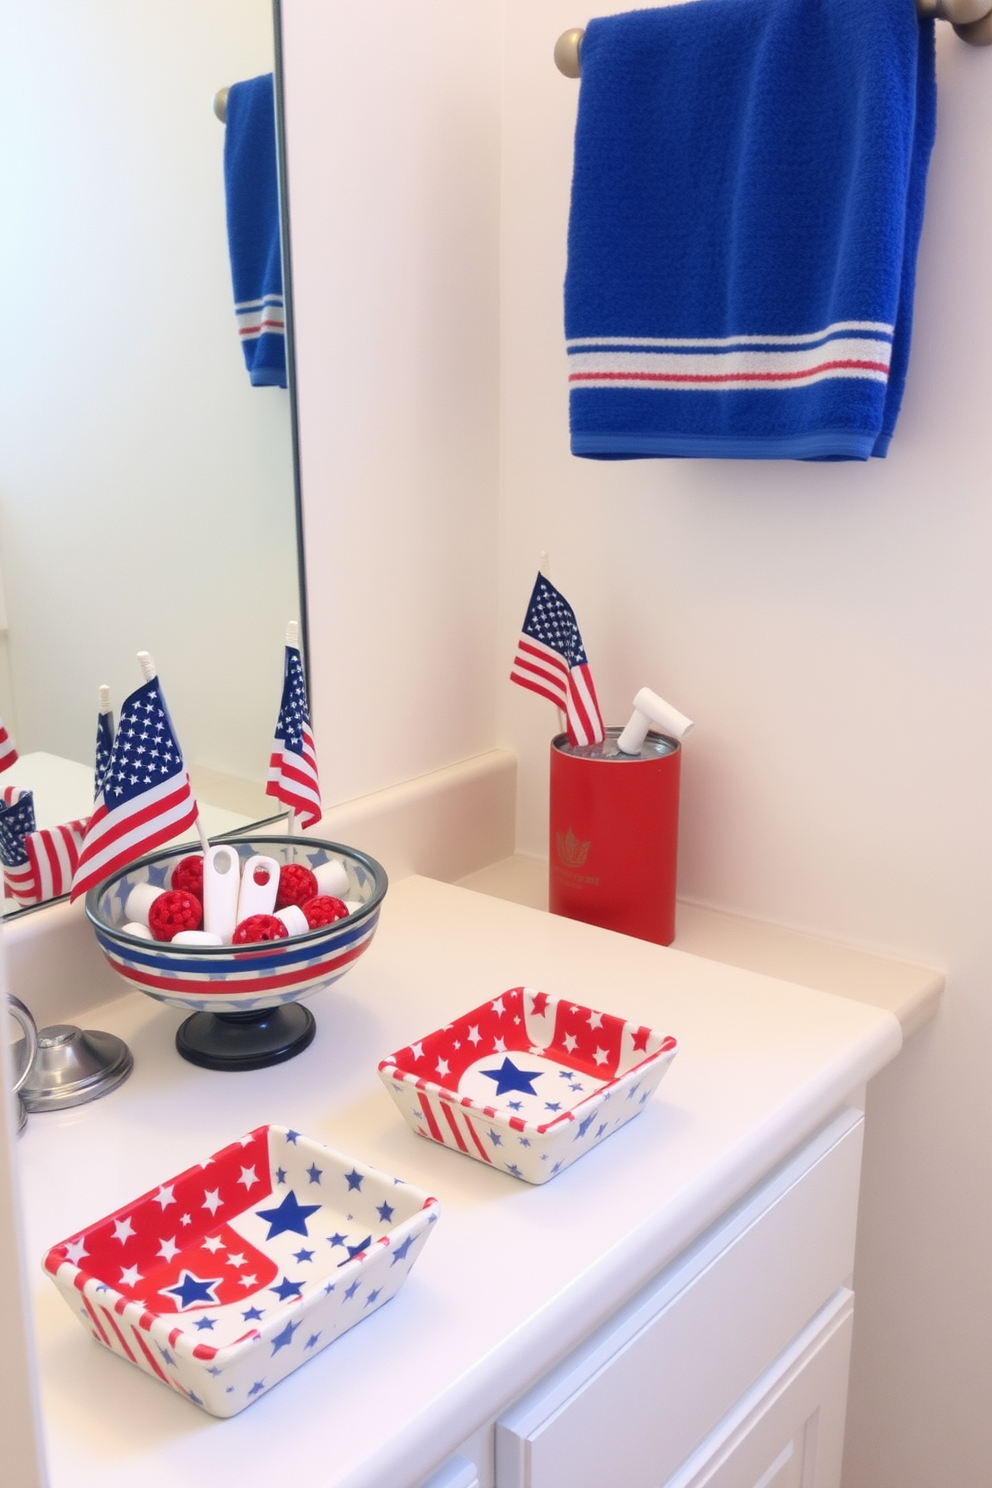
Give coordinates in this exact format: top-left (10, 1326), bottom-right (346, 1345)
top-left (43, 1125), bottom-right (439, 1417)
top-left (378, 987), bottom-right (678, 1185)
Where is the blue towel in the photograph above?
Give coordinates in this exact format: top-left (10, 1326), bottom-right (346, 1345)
top-left (224, 74), bottom-right (287, 389)
top-left (565, 0), bottom-right (936, 461)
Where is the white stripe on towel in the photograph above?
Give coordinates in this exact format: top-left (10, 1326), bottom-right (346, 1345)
top-left (568, 331), bottom-right (892, 392)
top-left (566, 320), bottom-right (894, 350)
top-left (235, 294), bottom-right (286, 341)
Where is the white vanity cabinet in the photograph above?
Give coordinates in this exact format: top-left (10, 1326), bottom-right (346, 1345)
top-left (493, 1111), bottom-right (860, 1488)
top-left (14, 879), bottom-right (905, 1488)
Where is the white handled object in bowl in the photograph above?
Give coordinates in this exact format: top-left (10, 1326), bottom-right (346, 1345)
top-left (236, 855), bottom-right (281, 921)
top-left (203, 844), bottom-right (242, 942)
top-left (616, 687), bottom-right (694, 755)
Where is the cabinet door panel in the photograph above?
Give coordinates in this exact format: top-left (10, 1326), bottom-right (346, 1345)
top-left (673, 1293), bottom-right (853, 1488)
top-left (496, 1114), bottom-right (861, 1488)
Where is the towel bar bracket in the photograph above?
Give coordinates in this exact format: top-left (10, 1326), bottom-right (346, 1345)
top-left (555, 0), bottom-right (992, 73)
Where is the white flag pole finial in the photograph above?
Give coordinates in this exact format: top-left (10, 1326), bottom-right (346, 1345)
top-left (98, 684), bottom-right (112, 715)
top-left (617, 687), bottom-right (694, 755)
top-left (136, 650), bottom-right (156, 683)
top-left (286, 620), bottom-right (299, 648)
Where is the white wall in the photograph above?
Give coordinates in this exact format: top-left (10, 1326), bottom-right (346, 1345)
top-left (281, 0), bottom-right (503, 805)
top-left (0, 0), bottom-right (299, 789)
top-left (500, 8), bottom-right (992, 1488)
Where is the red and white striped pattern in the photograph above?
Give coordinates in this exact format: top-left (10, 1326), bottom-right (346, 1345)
top-left (267, 720), bottom-right (321, 826)
top-left (235, 293), bottom-right (285, 342)
top-left (1, 786), bottom-right (88, 906)
top-left (510, 635), bottom-right (604, 747)
top-left (0, 715), bottom-right (17, 773)
top-left (567, 321), bottom-right (894, 392)
top-left (71, 773), bottom-right (198, 903)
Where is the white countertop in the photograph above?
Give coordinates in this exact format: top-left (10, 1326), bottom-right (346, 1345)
top-left (18, 876), bottom-right (902, 1488)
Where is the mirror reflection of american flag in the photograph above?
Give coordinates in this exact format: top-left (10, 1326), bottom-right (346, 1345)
top-left (0, 786), bottom-right (88, 905)
top-left (266, 644), bottom-right (321, 828)
top-left (510, 573), bottom-right (605, 747)
top-left (70, 676), bottom-right (199, 902)
top-left (0, 711), bottom-right (16, 773)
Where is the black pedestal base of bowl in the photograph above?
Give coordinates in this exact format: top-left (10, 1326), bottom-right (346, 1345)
top-left (175, 1004), bottom-right (316, 1071)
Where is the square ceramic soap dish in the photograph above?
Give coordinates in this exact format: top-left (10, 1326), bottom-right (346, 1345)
top-left (379, 987), bottom-right (678, 1184)
top-left (43, 1125), bottom-right (438, 1416)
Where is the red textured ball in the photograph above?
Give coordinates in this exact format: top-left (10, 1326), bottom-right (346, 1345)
top-left (171, 854), bottom-right (204, 896)
top-left (302, 895), bottom-right (350, 929)
top-left (148, 889), bottom-right (203, 942)
top-left (275, 863), bottom-right (318, 910)
top-left (233, 914), bottom-right (288, 944)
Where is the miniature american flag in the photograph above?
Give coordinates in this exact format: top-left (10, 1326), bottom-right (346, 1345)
top-left (510, 574), bottom-right (605, 747)
top-left (0, 712), bottom-right (17, 773)
top-left (0, 787), bottom-right (88, 905)
top-left (266, 644), bottom-right (321, 829)
top-left (70, 676), bottom-right (199, 901)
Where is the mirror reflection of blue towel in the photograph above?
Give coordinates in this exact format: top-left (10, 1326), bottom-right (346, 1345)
top-left (565, 0), bottom-right (937, 461)
top-left (224, 73), bottom-right (287, 389)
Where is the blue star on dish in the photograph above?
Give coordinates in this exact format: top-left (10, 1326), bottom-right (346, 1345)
top-left (305, 1333), bottom-right (321, 1349)
top-left (248, 1380), bottom-right (266, 1397)
top-left (307, 1164), bottom-right (322, 1184)
top-left (255, 1190), bottom-right (321, 1240)
top-left (269, 1275), bottom-right (305, 1302)
top-left (376, 1202), bottom-right (394, 1223)
top-left (293, 1248), bottom-right (315, 1263)
top-left (391, 1234), bottom-right (416, 1265)
top-left (364, 1288), bottom-right (382, 1307)
top-left (480, 1056), bottom-right (544, 1097)
top-left (193, 1317), bottom-right (216, 1331)
top-left (344, 1169), bottom-right (364, 1191)
top-left (339, 1235), bottom-right (372, 1265)
top-left (270, 1318), bottom-right (301, 1355)
top-left (163, 1270), bottom-right (222, 1310)
top-left (343, 1279), bottom-right (361, 1300)
top-left (242, 1306), bottom-right (264, 1321)
top-left (575, 1112), bottom-right (597, 1140)
top-left (327, 1232), bottom-right (347, 1248)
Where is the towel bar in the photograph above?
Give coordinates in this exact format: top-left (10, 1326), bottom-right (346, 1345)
top-left (556, 0), bottom-right (992, 74)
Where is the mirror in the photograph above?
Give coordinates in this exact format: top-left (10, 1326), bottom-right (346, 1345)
top-left (0, 0), bottom-right (303, 915)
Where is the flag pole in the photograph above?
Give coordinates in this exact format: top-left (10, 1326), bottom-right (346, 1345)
top-left (538, 552), bottom-right (568, 737)
top-left (136, 651), bottom-right (209, 856)
top-left (98, 684), bottom-right (114, 737)
top-left (284, 621), bottom-right (299, 852)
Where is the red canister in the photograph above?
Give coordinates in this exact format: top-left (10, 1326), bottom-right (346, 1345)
top-left (549, 728), bottom-right (680, 946)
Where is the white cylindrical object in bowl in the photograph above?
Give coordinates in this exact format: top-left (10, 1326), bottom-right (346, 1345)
top-left (314, 859), bottom-right (349, 898)
top-left (237, 855), bottom-right (281, 921)
top-left (275, 904), bottom-right (309, 936)
top-left (172, 930), bottom-right (224, 946)
top-left (617, 687), bottom-right (694, 754)
top-left (125, 882), bottom-right (165, 927)
top-left (343, 900), bottom-right (362, 916)
top-left (203, 844), bottom-right (242, 942)
top-left (122, 921), bottom-right (153, 940)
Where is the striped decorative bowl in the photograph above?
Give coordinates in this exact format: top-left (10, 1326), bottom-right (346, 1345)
top-left (84, 837), bottom-right (387, 1070)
